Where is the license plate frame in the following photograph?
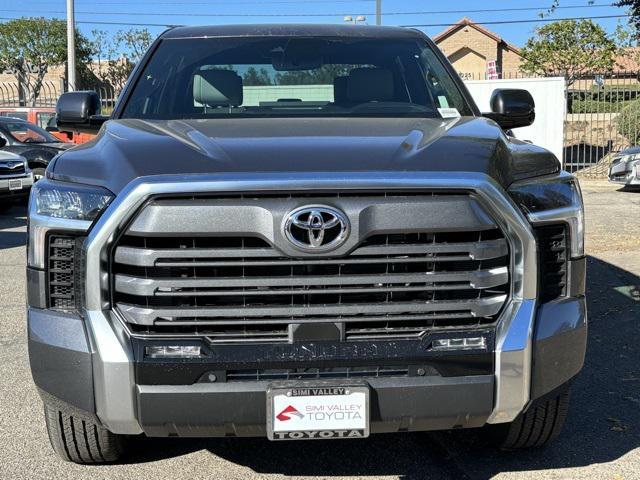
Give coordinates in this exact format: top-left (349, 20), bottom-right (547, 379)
top-left (266, 383), bottom-right (370, 441)
top-left (8, 179), bottom-right (22, 191)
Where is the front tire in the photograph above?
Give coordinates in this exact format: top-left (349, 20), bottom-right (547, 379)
top-left (484, 386), bottom-right (571, 449)
top-left (44, 403), bottom-right (125, 463)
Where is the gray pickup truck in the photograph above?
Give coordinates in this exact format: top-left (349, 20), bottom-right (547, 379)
top-left (27, 24), bottom-right (586, 463)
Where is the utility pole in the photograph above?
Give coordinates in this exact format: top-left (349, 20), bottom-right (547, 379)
top-left (376, 0), bottom-right (381, 25)
top-left (66, 0), bottom-right (76, 91)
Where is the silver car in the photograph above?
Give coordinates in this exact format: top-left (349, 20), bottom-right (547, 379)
top-left (609, 147), bottom-right (640, 188)
top-left (0, 150), bottom-right (34, 201)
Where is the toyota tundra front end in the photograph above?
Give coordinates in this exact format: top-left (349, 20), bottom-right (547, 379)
top-left (27, 24), bottom-right (586, 463)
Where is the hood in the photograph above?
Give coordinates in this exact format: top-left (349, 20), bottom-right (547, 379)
top-left (47, 142), bottom-right (74, 151)
top-left (4, 142), bottom-right (72, 166)
top-left (0, 150), bottom-right (24, 161)
top-left (51, 116), bottom-right (559, 195)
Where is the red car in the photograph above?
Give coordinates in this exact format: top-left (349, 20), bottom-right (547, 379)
top-left (0, 107), bottom-right (94, 144)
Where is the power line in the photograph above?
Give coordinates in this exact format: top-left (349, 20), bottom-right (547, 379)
top-left (0, 13), bottom-right (631, 29)
top-left (0, 3), bottom-right (622, 18)
top-left (401, 14), bottom-right (632, 28)
top-left (22, 0), bottom-right (616, 13)
top-left (0, 16), bottom-right (177, 27)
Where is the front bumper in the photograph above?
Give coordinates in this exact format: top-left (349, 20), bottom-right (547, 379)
top-left (0, 173), bottom-right (34, 197)
top-left (608, 161), bottom-right (640, 186)
top-left (137, 376), bottom-right (494, 437)
top-left (28, 294), bottom-right (587, 436)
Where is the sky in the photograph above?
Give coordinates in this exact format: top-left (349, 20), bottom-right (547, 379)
top-left (0, 0), bottom-right (631, 46)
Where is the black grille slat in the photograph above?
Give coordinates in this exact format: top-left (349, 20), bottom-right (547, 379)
top-left (0, 165), bottom-right (25, 175)
top-left (535, 225), bottom-right (568, 303)
top-left (47, 235), bottom-right (80, 310)
top-left (226, 366), bottom-right (410, 382)
top-left (112, 194), bottom-right (511, 343)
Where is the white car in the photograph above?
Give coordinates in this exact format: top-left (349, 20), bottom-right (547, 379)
top-left (608, 147), bottom-right (640, 188)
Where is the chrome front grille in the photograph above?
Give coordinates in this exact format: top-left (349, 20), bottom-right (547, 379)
top-left (111, 193), bottom-right (510, 343)
top-left (0, 160), bottom-right (25, 176)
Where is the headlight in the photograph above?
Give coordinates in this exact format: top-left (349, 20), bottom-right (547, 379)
top-left (32, 179), bottom-right (114, 221)
top-left (508, 173), bottom-right (584, 257)
top-left (28, 179), bottom-right (114, 269)
top-left (614, 152), bottom-right (640, 167)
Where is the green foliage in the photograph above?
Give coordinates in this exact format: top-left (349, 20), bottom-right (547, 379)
top-left (243, 67), bottom-right (273, 86)
top-left (520, 20), bottom-right (617, 85)
top-left (275, 64), bottom-right (360, 86)
top-left (616, 99), bottom-right (640, 143)
top-left (570, 98), bottom-right (634, 113)
top-left (91, 28), bottom-right (153, 91)
top-left (0, 17), bottom-right (92, 105)
top-left (568, 83), bottom-right (640, 113)
top-left (618, 0), bottom-right (640, 32)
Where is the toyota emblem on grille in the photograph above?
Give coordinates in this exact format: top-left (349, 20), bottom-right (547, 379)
top-left (0, 161), bottom-right (21, 169)
top-left (284, 206), bottom-right (350, 252)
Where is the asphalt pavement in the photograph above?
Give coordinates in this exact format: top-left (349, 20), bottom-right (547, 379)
top-left (0, 179), bottom-right (638, 480)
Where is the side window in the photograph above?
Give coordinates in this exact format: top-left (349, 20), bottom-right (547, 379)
top-left (36, 112), bottom-right (55, 129)
top-left (0, 111), bottom-right (28, 121)
top-left (420, 48), bottom-right (472, 115)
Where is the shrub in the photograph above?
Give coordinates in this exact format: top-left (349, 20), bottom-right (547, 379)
top-left (570, 99), bottom-right (633, 113)
top-left (616, 99), bottom-right (640, 145)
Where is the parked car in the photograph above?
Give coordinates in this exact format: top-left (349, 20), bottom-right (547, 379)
top-left (0, 149), bottom-right (33, 203)
top-left (608, 147), bottom-right (640, 188)
top-left (45, 115), bottom-right (96, 145)
top-left (29, 24), bottom-right (586, 464)
top-left (0, 107), bottom-right (69, 141)
top-left (0, 117), bottom-right (72, 180)
top-left (0, 107), bottom-right (94, 144)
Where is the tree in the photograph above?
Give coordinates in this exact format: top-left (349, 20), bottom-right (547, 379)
top-left (546, 1), bottom-right (640, 35)
top-left (115, 28), bottom-right (153, 64)
top-left (618, 1), bottom-right (640, 33)
top-left (275, 65), bottom-right (357, 85)
top-left (91, 28), bottom-right (153, 92)
top-left (520, 20), bottom-right (617, 85)
top-left (0, 17), bottom-right (93, 106)
top-left (243, 67), bottom-right (272, 86)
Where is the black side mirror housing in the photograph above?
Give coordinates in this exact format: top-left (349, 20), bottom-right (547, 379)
top-left (56, 91), bottom-right (108, 134)
top-left (484, 89), bottom-right (535, 130)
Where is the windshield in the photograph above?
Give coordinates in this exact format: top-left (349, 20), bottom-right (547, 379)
top-left (121, 36), bottom-right (474, 119)
top-left (1, 120), bottom-right (58, 144)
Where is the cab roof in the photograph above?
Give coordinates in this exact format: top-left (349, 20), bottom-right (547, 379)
top-left (161, 24), bottom-right (426, 40)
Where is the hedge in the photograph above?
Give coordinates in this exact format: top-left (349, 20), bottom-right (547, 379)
top-left (616, 99), bottom-right (640, 145)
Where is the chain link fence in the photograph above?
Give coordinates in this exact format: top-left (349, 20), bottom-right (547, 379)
top-left (564, 72), bottom-right (640, 178)
top-left (0, 80), bottom-right (61, 107)
top-left (0, 80), bottom-right (118, 112)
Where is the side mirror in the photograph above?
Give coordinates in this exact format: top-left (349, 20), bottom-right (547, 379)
top-left (0, 137), bottom-right (6, 148)
top-left (484, 89), bottom-right (535, 130)
top-left (56, 91), bottom-right (107, 134)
